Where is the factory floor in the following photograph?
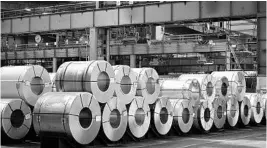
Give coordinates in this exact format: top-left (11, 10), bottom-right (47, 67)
top-left (2, 125), bottom-right (266, 148)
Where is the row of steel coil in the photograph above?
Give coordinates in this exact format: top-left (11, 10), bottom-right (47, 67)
top-left (0, 60), bottom-right (266, 146)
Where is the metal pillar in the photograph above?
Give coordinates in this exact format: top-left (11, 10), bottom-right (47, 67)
top-left (256, 1), bottom-right (266, 92)
top-left (225, 51), bottom-right (231, 70)
top-left (89, 28), bottom-right (98, 60)
top-left (52, 58), bottom-right (57, 73)
top-left (106, 29), bottom-right (110, 62)
top-left (130, 55), bottom-right (136, 68)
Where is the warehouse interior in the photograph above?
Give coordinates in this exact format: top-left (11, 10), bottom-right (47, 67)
top-left (0, 1), bottom-right (266, 148)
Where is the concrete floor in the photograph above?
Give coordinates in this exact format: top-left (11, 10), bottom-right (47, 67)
top-left (1, 125), bottom-right (266, 148)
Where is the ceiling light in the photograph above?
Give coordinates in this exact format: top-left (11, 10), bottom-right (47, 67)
top-left (25, 8), bottom-right (31, 11)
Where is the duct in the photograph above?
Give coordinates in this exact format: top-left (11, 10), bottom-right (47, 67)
top-left (245, 93), bottom-right (264, 124)
top-left (211, 71), bottom-right (246, 102)
top-left (49, 73), bottom-right (56, 92)
top-left (150, 98), bottom-right (173, 136)
top-left (160, 79), bottom-right (200, 106)
top-left (210, 74), bottom-right (230, 101)
top-left (1, 65), bottom-right (52, 106)
top-left (170, 99), bottom-right (194, 134)
top-left (193, 100), bottom-right (214, 132)
top-left (33, 92), bottom-right (101, 145)
top-left (238, 95), bottom-right (251, 126)
top-left (178, 74), bottom-right (216, 102)
top-left (127, 96), bottom-right (151, 139)
top-left (102, 96), bottom-right (127, 142)
top-left (113, 65), bottom-right (138, 105)
top-left (1, 99), bottom-right (32, 141)
top-left (132, 68), bottom-right (160, 105)
top-left (212, 97), bottom-right (226, 129)
top-left (225, 95), bottom-right (239, 127)
top-left (55, 61), bottom-right (115, 103)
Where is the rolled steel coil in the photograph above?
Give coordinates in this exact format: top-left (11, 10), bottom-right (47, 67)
top-left (210, 74), bottom-right (230, 101)
top-left (170, 99), bottom-right (194, 134)
top-left (55, 61), bottom-right (115, 103)
top-left (212, 97), bottom-right (226, 129)
top-left (211, 71), bottom-right (246, 102)
top-left (245, 93), bottom-right (264, 124)
top-left (101, 96), bottom-right (127, 142)
top-left (160, 79), bottom-right (201, 106)
top-left (225, 95), bottom-right (239, 127)
top-left (261, 94), bottom-right (267, 118)
top-left (49, 73), bottom-right (56, 92)
top-left (132, 68), bottom-right (160, 105)
top-left (113, 65), bottom-right (138, 105)
top-left (193, 100), bottom-right (214, 132)
top-left (127, 96), bottom-right (151, 139)
top-left (178, 74), bottom-right (216, 102)
top-left (1, 65), bottom-right (52, 106)
top-left (33, 92), bottom-right (101, 145)
top-left (150, 98), bottom-right (173, 136)
top-left (1, 99), bottom-right (32, 141)
top-left (238, 96), bottom-right (251, 126)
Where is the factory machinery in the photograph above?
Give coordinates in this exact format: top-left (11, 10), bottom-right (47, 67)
top-left (1, 60), bottom-right (266, 148)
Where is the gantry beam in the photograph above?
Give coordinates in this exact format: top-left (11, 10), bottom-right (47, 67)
top-left (1, 1), bottom-right (259, 34)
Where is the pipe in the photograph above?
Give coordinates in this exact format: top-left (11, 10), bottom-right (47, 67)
top-left (113, 65), bottom-right (138, 105)
top-left (132, 68), bottom-right (160, 105)
top-left (33, 92), bottom-right (101, 145)
top-left (170, 99), bottom-right (194, 134)
top-left (1, 65), bottom-right (52, 106)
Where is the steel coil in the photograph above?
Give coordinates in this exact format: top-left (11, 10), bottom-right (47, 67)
top-left (178, 74), bottom-right (216, 102)
top-left (1, 99), bottom-right (32, 140)
top-left (127, 96), bottom-right (151, 138)
top-left (170, 99), bottom-right (194, 134)
top-left (150, 98), bottom-right (173, 136)
top-left (225, 95), bottom-right (239, 127)
top-left (238, 96), bottom-right (251, 126)
top-left (49, 73), bottom-right (56, 92)
top-left (193, 100), bottom-right (214, 132)
top-left (55, 61), bottom-right (115, 103)
top-left (160, 79), bottom-right (200, 106)
top-left (1, 65), bottom-right (52, 106)
top-left (245, 93), bottom-right (264, 124)
top-left (113, 65), bottom-right (138, 105)
top-left (210, 74), bottom-right (230, 101)
top-left (261, 94), bottom-right (267, 118)
top-left (212, 97), bottom-right (226, 129)
top-left (132, 68), bottom-right (160, 105)
top-left (102, 96), bottom-right (127, 142)
top-left (33, 92), bottom-right (101, 145)
top-left (211, 71), bottom-right (246, 102)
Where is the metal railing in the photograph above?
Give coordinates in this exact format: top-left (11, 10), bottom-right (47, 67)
top-left (1, 41), bottom-right (88, 52)
top-left (1, 1), bottom-right (164, 19)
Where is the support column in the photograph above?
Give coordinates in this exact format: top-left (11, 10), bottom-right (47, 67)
top-left (130, 55), bottom-right (136, 68)
top-left (89, 28), bottom-right (98, 60)
top-left (106, 29), bottom-right (110, 63)
top-left (53, 33), bottom-right (59, 72)
top-left (225, 51), bottom-right (231, 70)
top-left (256, 1), bottom-right (266, 92)
top-left (53, 58), bottom-right (57, 72)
